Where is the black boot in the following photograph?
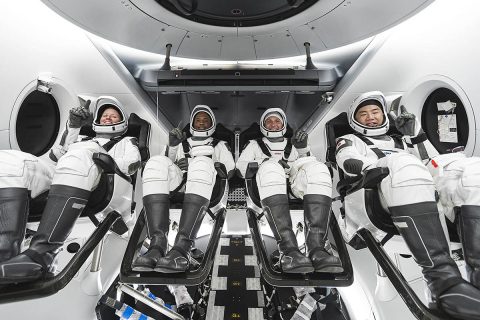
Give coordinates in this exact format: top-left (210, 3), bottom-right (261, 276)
top-left (155, 194), bottom-right (209, 273)
top-left (458, 205), bottom-right (480, 289)
top-left (304, 194), bottom-right (343, 273)
top-left (0, 188), bottom-right (29, 262)
top-left (262, 194), bottom-right (313, 274)
top-left (390, 202), bottom-right (480, 320)
top-left (132, 194), bottom-right (169, 272)
top-left (0, 185), bottom-right (89, 283)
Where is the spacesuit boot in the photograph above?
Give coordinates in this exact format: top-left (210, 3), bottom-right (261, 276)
top-left (458, 205), bottom-right (480, 289)
top-left (0, 185), bottom-right (89, 283)
top-left (0, 188), bottom-right (29, 262)
top-left (155, 194), bottom-right (209, 273)
top-left (303, 194), bottom-right (343, 273)
top-left (262, 194), bottom-right (314, 274)
top-left (132, 194), bottom-right (170, 272)
top-left (390, 202), bottom-right (480, 320)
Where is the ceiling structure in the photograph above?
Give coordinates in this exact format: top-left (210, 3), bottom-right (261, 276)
top-left (42, 0), bottom-right (434, 60)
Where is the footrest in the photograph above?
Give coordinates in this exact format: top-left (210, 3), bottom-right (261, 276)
top-left (246, 209), bottom-right (353, 287)
top-left (120, 208), bottom-right (226, 286)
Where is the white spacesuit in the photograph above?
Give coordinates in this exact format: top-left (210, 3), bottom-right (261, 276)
top-left (335, 91), bottom-right (480, 319)
top-left (237, 108), bottom-right (342, 274)
top-left (133, 105), bottom-right (235, 273)
top-left (0, 96), bottom-right (140, 283)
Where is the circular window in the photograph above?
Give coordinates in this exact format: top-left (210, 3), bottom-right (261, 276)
top-left (16, 91), bottom-right (60, 156)
top-left (421, 88), bottom-right (468, 154)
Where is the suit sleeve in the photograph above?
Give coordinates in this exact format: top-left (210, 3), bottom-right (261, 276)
top-left (110, 138), bottom-right (142, 176)
top-left (335, 135), bottom-right (375, 176)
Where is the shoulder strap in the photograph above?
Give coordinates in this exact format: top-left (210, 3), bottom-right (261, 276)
top-left (283, 140), bottom-right (292, 161)
top-left (211, 138), bottom-right (220, 147)
top-left (391, 134), bottom-right (405, 150)
top-left (354, 133), bottom-right (386, 159)
top-left (256, 138), bottom-right (272, 157)
top-left (102, 137), bottom-right (123, 152)
top-left (182, 140), bottom-right (191, 158)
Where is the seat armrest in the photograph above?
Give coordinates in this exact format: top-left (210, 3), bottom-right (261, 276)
top-left (340, 167), bottom-right (389, 195)
top-left (245, 162), bottom-right (259, 179)
top-left (214, 162), bottom-right (228, 179)
top-left (362, 167), bottom-right (390, 189)
top-left (93, 153), bottom-right (131, 183)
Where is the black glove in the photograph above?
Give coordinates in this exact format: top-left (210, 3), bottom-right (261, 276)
top-left (176, 158), bottom-right (189, 171)
top-left (169, 127), bottom-right (187, 147)
top-left (69, 100), bottom-right (92, 128)
top-left (291, 130), bottom-right (308, 149)
top-left (389, 105), bottom-right (419, 136)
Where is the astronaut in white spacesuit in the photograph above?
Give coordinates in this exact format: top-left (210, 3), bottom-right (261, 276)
top-left (335, 91), bottom-right (480, 319)
top-left (0, 96), bottom-right (141, 283)
top-left (236, 108), bottom-right (342, 274)
top-left (133, 105), bottom-right (235, 274)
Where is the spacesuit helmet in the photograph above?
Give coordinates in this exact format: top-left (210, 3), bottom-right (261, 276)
top-left (92, 96), bottom-right (128, 135)
top-left (348, 91), bottom-right (389, 137)
top-left (190, 105), bottom-right (216, 138)
top-left (260, 108), bottom-right (287, 138)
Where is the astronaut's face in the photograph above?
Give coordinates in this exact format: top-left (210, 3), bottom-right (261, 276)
top-left (100, 107), bottom-right (122, 125)
top-left (355, 104), bottom-right (384, 127)
top-left (264, 115), bottom-right (284, 131)
top-left (193, 111), bottom-right (212, 130)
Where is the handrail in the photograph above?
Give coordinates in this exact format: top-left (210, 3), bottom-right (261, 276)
top-left (358, 229), bottom-right (455, 320)
top-left (0, 211), bottom-right (121, 304)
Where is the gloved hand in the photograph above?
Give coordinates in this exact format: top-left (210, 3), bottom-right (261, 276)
top-left (169, 126), bottom-right (187, 147)
top-left (176, 158), bottom-right (189, 171)
top-left (389, 104), bottom-right (421, 137)
top-left (291, 130), bottom-right (308, 149)
top-left (69, 100), bottom-right (92, 128)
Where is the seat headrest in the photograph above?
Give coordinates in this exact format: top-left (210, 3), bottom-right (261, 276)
top-left (182, 122), bottom-right (235, 152)
top-left (80, 113), bottom-right (151, 162)
top-left (325, 112), bottom-right (402, 164)
top-left (239, 122), bottom-right (293, 151)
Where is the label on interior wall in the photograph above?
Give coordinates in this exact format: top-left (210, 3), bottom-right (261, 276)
top-left (437, 100), bottom-right (456, 112)
top-left (438, 114), bottom-right (458, 143)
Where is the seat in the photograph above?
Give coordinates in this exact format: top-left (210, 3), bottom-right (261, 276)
top-left (239, 123), bottom-right (353, 287)
top-left (0, 113), bottom-right (151, 303)
top-left (119, 123), bottom-right (233, 286)
top-left (325, 112), bottom-right (453, 320)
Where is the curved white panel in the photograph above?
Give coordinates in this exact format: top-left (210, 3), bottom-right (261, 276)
top-left (400, 74), bottom-right (476, 155)
top-left (42, 0), bottom-right (434, 60)
top-left (9, 77), bottom-right (77, 153)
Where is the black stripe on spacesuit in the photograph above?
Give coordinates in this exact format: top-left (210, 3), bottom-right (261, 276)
top-left (417, 142), bottom-right (430, 160)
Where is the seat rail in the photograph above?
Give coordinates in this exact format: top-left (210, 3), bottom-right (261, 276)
top-left (0, 211), bottom-right (121, 304)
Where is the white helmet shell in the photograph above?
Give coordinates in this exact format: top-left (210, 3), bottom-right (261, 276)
top-left (92, 96), bottom-right (128, 135)
top-left (348, 91), bottom-right (389, 137)
top-left (260, 108), bottom-right (287, 138)
top-left (190, 105), bottom-right (216, 138)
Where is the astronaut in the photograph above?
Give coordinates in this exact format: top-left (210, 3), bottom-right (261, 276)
top-left (133, 105), bottom-right (235, 273)
top-left (0, 96), bottom-right (141, 282)
top-left (335, 91), bottom-right (480, 319)
top-left (236, 108), bottom-right (342, 274)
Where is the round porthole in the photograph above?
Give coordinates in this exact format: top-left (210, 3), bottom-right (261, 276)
top-left (421, 88), bottom-right (468, 154)
top-left (15, 90), bottom-right (60, 156)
